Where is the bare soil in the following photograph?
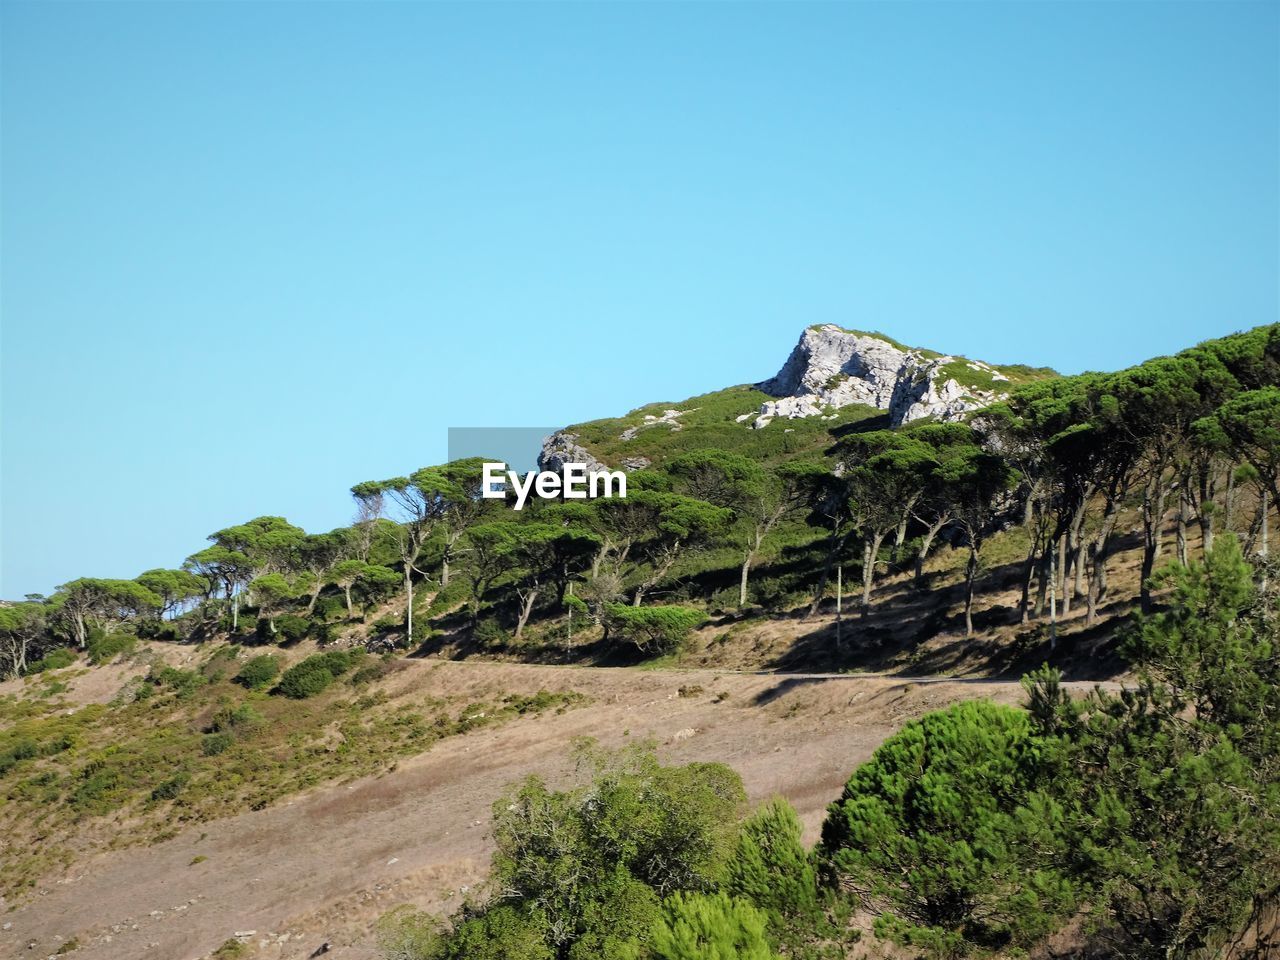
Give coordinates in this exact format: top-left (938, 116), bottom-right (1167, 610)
top-left (0, 658), bottom-right (1105, 960)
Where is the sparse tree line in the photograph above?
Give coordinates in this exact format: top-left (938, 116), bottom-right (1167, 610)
top-left (3, 324), bottom-right (1277, 677)
top-left (376, 539), bottom-right (1279, 960)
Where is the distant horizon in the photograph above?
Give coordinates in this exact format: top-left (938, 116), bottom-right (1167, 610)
top-left (3, 1), bottom-right (1276, 598)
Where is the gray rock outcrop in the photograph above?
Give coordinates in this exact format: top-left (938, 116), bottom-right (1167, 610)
top-left (537, 432), bottom-right (605, 473)
top-left (755, 325), bottom-right (1010, 428)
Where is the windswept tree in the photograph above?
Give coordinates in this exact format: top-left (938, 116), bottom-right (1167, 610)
top-left (135, 568), bottom-right (207, 620)
top-left (248, 572), bottom-right (301, 634)
top-left (908, 423), bottom-right (983, 584)
top-left (670, 451), bottom-right (816, 607)
top-left (351, 469), bottom-right (454, 638)
top-left (0, 603), bottom-right (49, 678)
top-left (624, 491), bottom-right (733, 606)
top-left (329, 558), bottom-right (397, 617)
top-left (944, 446), bottom-right (1015, 636)
top-left (836, 431), bottom-right (940, 618)
top-left (186, 516), bottom-right (306, 629)
top-left (434, 458), bottom-right (498, 588)
top-left (1196, 386), bottom-right (1280, 565)
top-left (507, 524), bottom-right (600, 637)
top-left (49, 578), bottom-right (162, 647)
top-left (295, 530), bottom-right (351, 613)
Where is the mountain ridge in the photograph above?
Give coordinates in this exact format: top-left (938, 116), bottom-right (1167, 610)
top-left (540, 324), bottom-right (1057, 471)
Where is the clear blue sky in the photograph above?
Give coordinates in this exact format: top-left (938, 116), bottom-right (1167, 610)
top-left (2, 1), bottom-right (1277, 598)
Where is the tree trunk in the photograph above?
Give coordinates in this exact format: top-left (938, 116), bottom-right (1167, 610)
top-left (892, 518), bottom-right (909, 565)
top-left (343, 584), bottom-right (354, 617)
top-left (1139, 473), bottom-right (1168, 613)
top-left (1064, 499), bottom-right (1089, 614)
top-left (913, 514), bottom-right (949, 585)
top-left (405, 568), bottom-right (414, 640)
top-left (1197, 463), bottom-right (1217, 557)
top-left (306, 579), bottom-right (322, 615)
top-left (1019, 548), bottom-right (1036, 625)
top-left (515, 587), bottom-right (540, 639)
top-left (860, 533), bottom-right (886, 617)
top-left (1086, 503), bottom-right (1121, 627)
top-left (1260, 487), bottom-right (1270, 594)
top-left (808, 529), bottom-right (848, 618)
top-left (1177, 478), bottom-right (1190, 566)
top-left (633, 544), bottom-right (679, 607)
top-left (1034, 534), bottom-right (1058, 618)
top-left (964, 543), bottom-right (979, 636)
top-left (1224, 467), bottom-right (1237, 534)
top-left (739, 553), bottom-right (752, 608)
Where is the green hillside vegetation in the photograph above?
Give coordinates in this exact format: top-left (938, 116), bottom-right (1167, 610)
top-left (568, 384), bottom-right (882, 467)
top-left (376, 538), bottom-right (1279, 958)
top-left (1, 323), bottom-right (1278, 956)
top-left (2, 323), bottom-right (1276, 686)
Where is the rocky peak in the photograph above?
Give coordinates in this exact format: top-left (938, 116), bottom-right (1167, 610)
top-left (754, 324), bottom-right (1011, 428)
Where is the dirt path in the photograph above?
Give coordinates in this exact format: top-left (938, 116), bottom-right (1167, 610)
top-left (2, 660), bottom-right (1104, 960)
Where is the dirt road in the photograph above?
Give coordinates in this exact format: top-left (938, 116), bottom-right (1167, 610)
top-left (2, 660), bottom-right (1106, 960)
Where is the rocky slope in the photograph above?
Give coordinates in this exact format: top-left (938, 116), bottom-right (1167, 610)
top-left (754, 324), bottom-right (1018, 428)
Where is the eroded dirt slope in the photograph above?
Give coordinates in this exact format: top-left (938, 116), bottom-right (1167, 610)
top-left (1, 659), bottom-right (1106, 960)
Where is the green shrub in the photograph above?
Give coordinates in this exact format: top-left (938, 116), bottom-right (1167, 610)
top-left (314, 594), bottom-right (347, 622)
top-left (278, 665), bottom-right (334, 699)
top-left (136, 619), bottom-right (183, 642)
top-left (149, 665), bottom-right (206, 700)
top-left (438, 905), bottom-right (554, 960)
top-left (727, 798), bottom-right (818, 922)
top-left (276, 649), bottom-right (364, 699)
top-left (86, 631), bottom-right (137, 665)
top-left (202, 732), bottom-right (235, 756)
top-left (150, 772), bottom-right (190, 802)
top-left (207, 703), bottom-right (263, 735)
top-left (604, 604), bottom-right (707, 655)
top-left (273, 614), bottom-right (310, 643)
top-left (479, 746), bottom-right (746, 957)
top-left (819, 699), bottom-right (1072, 952)
top-left (28, 648), bottom-right (76, 673)
top-left (350, 660), bottom-right (393, 686)
top-left (234, 654), bottom-right (280, 690)
top-left (0, 738), bottom-right (40, 776)
top-left (651, 891), bottom-right (775, 960)
top-left (472, 619), bottom-right (510, 649)
top-left (376, 905), bottom-right (443, 960)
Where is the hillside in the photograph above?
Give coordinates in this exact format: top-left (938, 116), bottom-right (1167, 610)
top-left (1, 322), bottom-right (1277, 960)
top-left (539, 324), bottom-right (1058, 471)
top-left (2, 650), bottom-right (1089, 960)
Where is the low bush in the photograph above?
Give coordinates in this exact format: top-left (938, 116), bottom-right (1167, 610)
top-left (150, 772), bottom-right (190, 802)
top-left (149, 665), bottom-right (206, 700)
top-left (273, 614), bottom-right (310, 643)
top-left (728, 798), bottom-right (818, 923)
top-left (86, 632), bottom-right (137, 665)
top-left (207, 703), bottom-right (263, 735)
top-left (28, 648), bottom-right (76, 673)
top-left (234, 654), bottom-right (280, 690)
top-left (604, 604), bottom-right (707, 655)
top-left (276, 649), bottom-right (365, 699)
top-left (472, 619), bottom-right (510, 649)
top-left (202, 732), bottom-right (234, 756)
